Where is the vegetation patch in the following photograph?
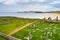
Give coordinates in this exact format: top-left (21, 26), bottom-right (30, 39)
top-left (0, 36), bottom-right (8, 40)
top-left (0, 17), bottom-right (38, 34)
top-left (12, 19), bottom-right (60, 40)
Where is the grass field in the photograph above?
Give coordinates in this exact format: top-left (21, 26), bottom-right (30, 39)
top-left (0, 17), bottom-right (60, 40)
top-left (0, 36), bottom-right (8, 40)
top-left (0, 17), bottom-right (38, 34)
top-left (12, 20), bottom-right (60, 40)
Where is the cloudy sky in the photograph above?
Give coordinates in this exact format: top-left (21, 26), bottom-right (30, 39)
top-left (0, 0), bottom-right (60, 12)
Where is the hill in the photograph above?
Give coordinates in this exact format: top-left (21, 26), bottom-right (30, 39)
top-left (17, 11), bottom-right (60, 13)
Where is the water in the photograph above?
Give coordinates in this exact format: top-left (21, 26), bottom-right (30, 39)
top-left (0, 12), bottom-right (60, 19)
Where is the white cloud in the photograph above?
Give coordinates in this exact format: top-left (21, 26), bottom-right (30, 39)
top-left (18, 0), bottom-right (29, 2)
top-left (16, 4), bottom-right (60, 12)
top-left (0, 0), bottom-right (28, 5)
top-left (32, 0), bottom-right (46, 2)
top-left (0, 0), bottom-right (60, 12)
top-left (0, 0), bottom-right (47, 5)
top-left (49, 0), bottom-right (60, 4)
top-left (3, 0), bottom-right (18, 5)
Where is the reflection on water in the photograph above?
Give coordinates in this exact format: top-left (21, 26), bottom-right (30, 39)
top-left (0, 12), bottom-right (60, 20)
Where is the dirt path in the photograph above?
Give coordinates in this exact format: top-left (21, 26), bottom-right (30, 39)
top-left (8, 21), bottom-right (37, 35)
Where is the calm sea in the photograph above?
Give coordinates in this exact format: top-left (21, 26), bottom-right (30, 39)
top-left (0, 12), bottom-right (60, 19)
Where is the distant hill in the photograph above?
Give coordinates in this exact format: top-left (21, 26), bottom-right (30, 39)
top-left (17, 11), bottom-right (43, 13)
top-left (17, 11), bottom-right (60, 13)
top-left (45, 11), bottom-right (60, 13)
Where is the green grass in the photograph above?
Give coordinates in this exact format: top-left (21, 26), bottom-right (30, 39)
top-left (0, 36), bottom-right (8, 40)
top-left (0, 17), bottom-right (37, 34)
top-left (12, 20), bottom-right (60, 40)
top-left (12, 26), bottom-right (30, 40)
top-left (0, 17), bottom-right (60, 40)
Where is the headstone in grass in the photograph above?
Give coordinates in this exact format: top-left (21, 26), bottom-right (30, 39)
top-left (24, 36), bottom-right (29, 40)
top-left (29, 25), bottom-right (34, 29)
top-left (39, 30), bottom-right (43, 32)
top-left (55, 16), bottom-right (59, 21)
top-left (40, 36), bottom-right (43, 38)
top-left (49, 32), bottom-right (52, 36)
top-left (48, 17), bottom-right (52, 21)
top-left (46, 37), bottom-right (50, 40)
top-left (43, 36), bottom-right (46, 39)
top-left (18, 39), bottom-right (22, 40)
top-left (29, 34), bottom-right (32, 40)
top-left (33, 25), bottom-right (38, 29)
top-left (29, 31), bottom-right (32, 40)
top-left (45, 28), bottom-right (49, 31)
top-left (36, 28), bottom-right (40, 31)
top-left (48, 39), bottom-right (52, 40)
top-left (43, 17), bottom-right (46, 20)
top-left (47, 32), bottom-right (51, 34)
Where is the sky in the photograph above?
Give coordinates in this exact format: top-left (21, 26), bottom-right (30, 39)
top-left (0, 0), bottom-right (60, 12)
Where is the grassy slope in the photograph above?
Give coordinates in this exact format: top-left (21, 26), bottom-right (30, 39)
top-left (0, 17), bottom-right (37, 34)
top-left (12, 26), bottom-right (30, 40)
top-left (12, 20), bottom-right (60, 40)
top-left (0, 17), bottom-right (60, 40)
